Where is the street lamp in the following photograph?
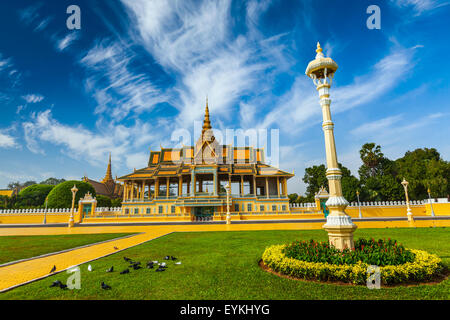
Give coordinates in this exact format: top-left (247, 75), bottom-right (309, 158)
top-left (401, 178), bottom-right (413, 222)
top-left (306, 42), bottom-right (357, 250)
top-left (43, 196), bottom-right (48, 224)
top-left (69, 184), bottom-right (78, 228)
top-left (427, 188), bottom-right (436, 217)
top-left (225, 183), bottom-right (231, 225)
top-left (356, 190), bottom-right (362, 219)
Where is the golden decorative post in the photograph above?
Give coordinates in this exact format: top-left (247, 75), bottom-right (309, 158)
top-left (401, 178), bottom-right (414, 222)
top-left (427, 188), bottom-right (435, 217)
top-left (225, 182), bottom-right (231, 225)
top-left (306, 42), bottom-right (357, 250)
top-left (356, 190), bottom-right (362, 218)
top-left (69, 184), bottom-right (78, 228)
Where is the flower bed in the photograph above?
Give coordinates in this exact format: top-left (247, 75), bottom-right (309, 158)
top-left (262, 239), bottom-right (444, 285)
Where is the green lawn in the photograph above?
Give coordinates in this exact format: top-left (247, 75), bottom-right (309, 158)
top-left (0, 233), bottom-right (134, 265)
top-left (1, 227), bottom-right (449, 300)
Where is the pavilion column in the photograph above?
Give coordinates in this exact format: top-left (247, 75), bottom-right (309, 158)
top-left (240, 175), bottom-right (244, 196)
top-left (155, 178), bottom-right (159, 197)
top-left (178, 176), bottom-right (183, 196)
top-left (266, 178), bottom-right (269, 199)
top-left (142, 181), bottom-right (145, 200)
top-left (191, 171), bottom-right (195, 196)
top-left (277, 177), bottom-right (280, 198)
top-left (130, 181), bottom-right (134, 201)
top-left (213, 170), bottom-right (218, 196)
top-left (283, 178), bottom-right (287, 196)
top-left (123, 183), bottom-right (128, 202)
top-left (253, 176), bottom-right (256, 196)
top-left (166, 177), bottom-right (170, 198)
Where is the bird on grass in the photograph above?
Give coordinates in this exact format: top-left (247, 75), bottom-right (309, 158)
top-left (114, 246), bottom-right (119, 250)
top-left (59, 283), bottom-right (68, 290)
top-left (164, 256), bottom-right (170, 260)
top-left (123, 257), bottom-right (131, 262)
top-left (50, 280), bottom-right (62, 288)
top-left (106, 266), bottom-right (114, 273)
top-left (132, 263), bottom-right (142, 270)
top-left (146, 262), bottom-right (154, 269)
top-left (155, 267), bottom-right (166, 272)
top-left (175, 262), bottom-right (182, 265)
top-left (159, 262), bottom-right (167, 267)
top-left (101, 282), bottom-right (111, 290)
top-left (120, 269), bottom-right (130, 275)
top-left (49, 265), bottom-right (56, 274)
top-left (87, 265), bottom-right (93, 272)
top-left (171, 256), bottom-right (177, 261)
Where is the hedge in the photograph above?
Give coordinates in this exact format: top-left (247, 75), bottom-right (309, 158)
top-left (262, 244), bottom-right (444, 285)
top-left (47, 181), bottom-right (96, 209)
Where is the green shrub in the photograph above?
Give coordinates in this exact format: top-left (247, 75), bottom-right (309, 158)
top-left (283, 238), bottom-right (415, 266)
top-left (96, 195), bottom-right (112, 208)
top-left (47, 181), bottom-right (96, 208)
top-left (15, 184), bottom-right (54, 208)
top-left (111, 198), bottom-right (122, 207)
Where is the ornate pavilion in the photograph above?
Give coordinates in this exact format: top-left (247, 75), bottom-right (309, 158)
top-left (118, 101), bottom-right (294, 221)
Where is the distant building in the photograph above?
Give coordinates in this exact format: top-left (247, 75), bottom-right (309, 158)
top-left (0, 189), bottom-right (17, 197)
top-left (83, 154), bottom-right (123, 199)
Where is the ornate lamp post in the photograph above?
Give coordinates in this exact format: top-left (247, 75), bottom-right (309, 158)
top-left (225, 183), bottom-right (231, 225)
top-left (427, 188), bottom-right (435, 217)
top-left (306, 42), bottom-right (357, 250)
top-left (356, 190), bottom-right (362, 219)
top-left (401, 178), bottom-right (413, 222)
top-left (43, 196), bottom-right (48, 224)
top-left (69, 184), bottom-right (78, 228)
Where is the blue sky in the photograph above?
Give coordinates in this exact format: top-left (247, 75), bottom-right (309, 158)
top-left (0, 0), bottom-right (449, 194)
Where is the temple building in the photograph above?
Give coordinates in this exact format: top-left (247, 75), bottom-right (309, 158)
top-left (118, 100), bottom-right (294, 221)
top-left (83, 154), bottom-right (123, 199)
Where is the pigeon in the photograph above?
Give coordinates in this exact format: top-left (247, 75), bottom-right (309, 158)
top-left (155, 267), bottom-right (166, 272)
top-left (49, 265), bottom-right (56, 274)
top-left (59, 283), bottom-right (68, 290)
top-left (159, 262), bottom-right (167, 267)
top-left (132, 264), bottom-right (142, 270)
top-left (123, 257), bottom-right (131, 262)
top-left (120, 269), bottom-right (130, 274)
top-left (106, 266), bottom-right (114, 273)
top-left (146, 262), bottom-right (154, 269)
top-left (164, 256), bottom-right (170, 260)
top-left (171, 256), bottom-right (177, 261)
top-left (50, 280), bottom-right (62, 288)
top-left (101, 282), bottom-right (111, 290)
top-left (114, 246), bottom-right (119, 250)
top-left (175, 262), bottom-right (182, 265)
top-left (87, 264), bottom-right (93, 272)
top-left (152, 261), bottom-right (158, 264)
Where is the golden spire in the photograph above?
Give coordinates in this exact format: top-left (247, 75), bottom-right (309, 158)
top-left (316, 42), bottom-right (323, 54)
top-left (202, 96), bottom-right (212, 132)
top-left (102, 153), bottom-right (113, 183)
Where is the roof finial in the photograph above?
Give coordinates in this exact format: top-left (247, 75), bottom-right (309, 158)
top-left (102, 152), bottom-right (113, 183)
top-left (202, 97), bottom-right (212, 132)
top-left (316, 42), bottom-right (323, 54)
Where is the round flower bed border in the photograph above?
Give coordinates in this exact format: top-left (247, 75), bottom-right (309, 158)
top-left (261, 244), bottom-right (446, 286)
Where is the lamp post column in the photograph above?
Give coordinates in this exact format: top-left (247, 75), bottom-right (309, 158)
top-left (402, 178), bottom-right (413, 222)
top-left (356, 191), bottom-right (362, 218)
top-left (427, 188), bottom-right (435, 217)
top-left (225, 183), bottom-right (231, 225)
top-left (306, 42), bottom-right (357, 250)
top-left (69, 184), bottom-right (78, 228)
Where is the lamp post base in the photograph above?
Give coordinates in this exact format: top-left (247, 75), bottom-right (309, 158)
top-left (407, 209), bottom-right (414, 222)
top-left (323, 213), bottom-right (357, 250)
top-left (226, 215), bottom-right (231, 225)
top-left (68, 215), bottom-right (75, 228)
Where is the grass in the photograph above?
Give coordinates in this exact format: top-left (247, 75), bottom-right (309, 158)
top-left (1, 227), bottom-right (449, 300)
top-left (0, 233), bottom-right (134, 265)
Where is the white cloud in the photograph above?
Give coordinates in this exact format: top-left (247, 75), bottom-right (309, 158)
top-left (22, 110), bottom-right (160, 170)
top-left (22, 94), bottom-right (44, 104)
top-left (350, 115), bottom-right (404, 136)
top-left (0, 132), bottom-right (17, 149)
top-left (391, 0), bottom-right (450, 15)
top-left (57, 32), bottom-right (79, 51)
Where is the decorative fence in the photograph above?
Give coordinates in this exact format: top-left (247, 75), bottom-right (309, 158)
top-left (289, 203), bottom-right (317, 208)
top-left (0, 208), bottom-right (74, 214)
top-left (347, 200), bottom-right (426, 207)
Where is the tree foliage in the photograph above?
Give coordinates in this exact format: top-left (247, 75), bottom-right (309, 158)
top-left (96, 195), bottom-right (112, 208)
top-left (16, 184), bottom-right (54, 208)
top-left (47, 181), bottom-right (96, 209)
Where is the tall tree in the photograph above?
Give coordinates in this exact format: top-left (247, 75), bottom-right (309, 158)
top-left (359, 143), bottom-right (384, 178)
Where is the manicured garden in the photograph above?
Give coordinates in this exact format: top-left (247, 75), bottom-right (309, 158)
top-left (0, 233), bottom-right (133, 265)
top-left (1, 228), bottom-right (449, 300)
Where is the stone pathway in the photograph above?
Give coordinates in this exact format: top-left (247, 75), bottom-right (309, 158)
top-left (0, 219), bottom-right (448, 292)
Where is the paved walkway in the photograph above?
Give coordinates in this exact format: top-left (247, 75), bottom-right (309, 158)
top-left (0, 219), bottom-right (449, 292)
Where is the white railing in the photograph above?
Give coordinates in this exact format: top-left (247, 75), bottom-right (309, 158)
top-left (289, 203), bottom-right (317, 209)
top-left (347, 200), bottom-right (425, 207)
top-left (0, 208), bottom-right (75, 214)
top-left (95, 207), bottom-right (122, 213)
